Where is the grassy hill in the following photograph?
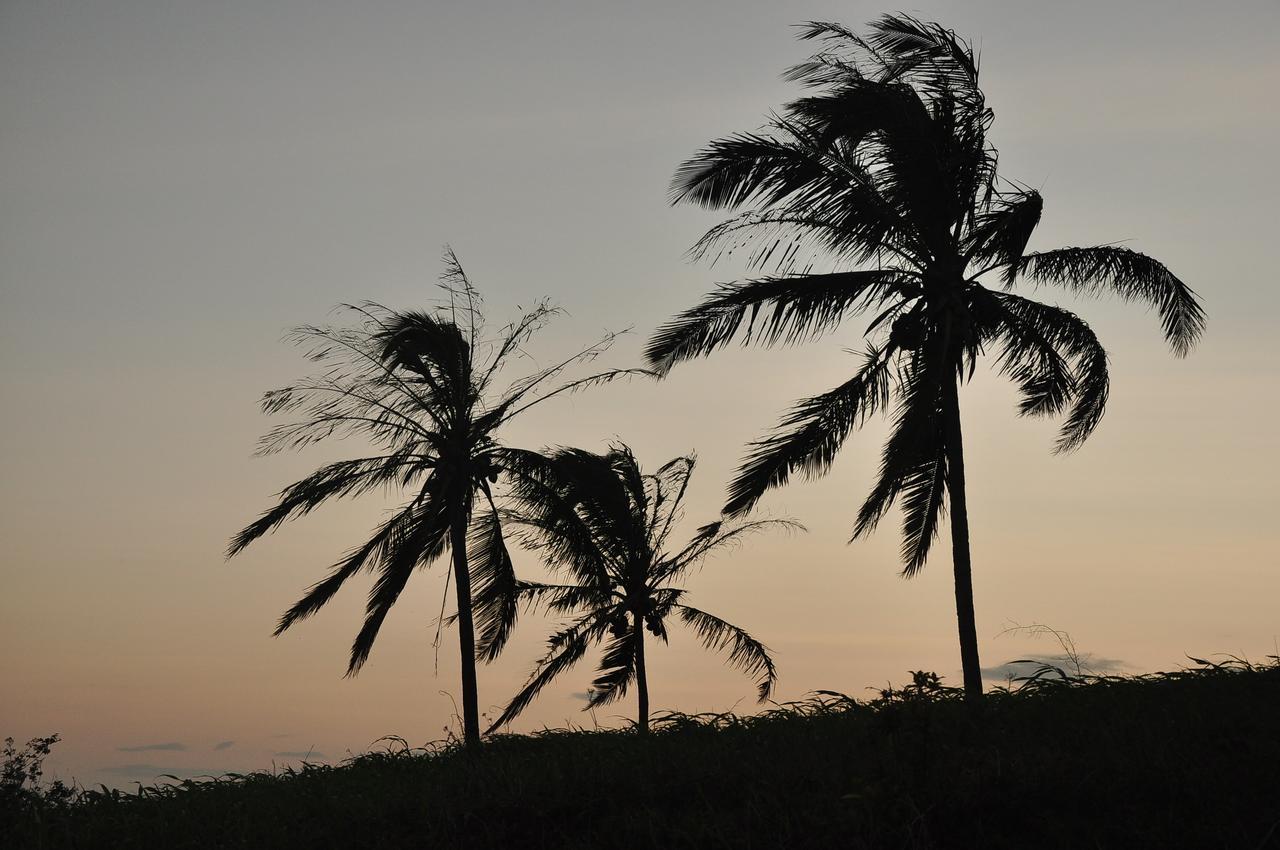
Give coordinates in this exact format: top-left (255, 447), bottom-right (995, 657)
top-left (6, 659), bottom-right (1279, 849)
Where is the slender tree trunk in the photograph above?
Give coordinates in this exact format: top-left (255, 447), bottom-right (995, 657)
top-left (633, 614), bottom-right (649, 735)
top-left (943, 375), bottom-right (984, 701)
top-left (450, 508), bottom-right (482, 750)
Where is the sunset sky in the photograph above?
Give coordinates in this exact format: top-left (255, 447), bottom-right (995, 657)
top-left (3, 0), bottom-right (1278, 789)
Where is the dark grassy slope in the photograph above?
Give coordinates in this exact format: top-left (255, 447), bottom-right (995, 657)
top-left (10, 662), bottom-right (1280, 850)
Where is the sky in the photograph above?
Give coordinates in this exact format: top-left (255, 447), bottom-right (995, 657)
top-left (2, 0), bottom-right (1278, 789)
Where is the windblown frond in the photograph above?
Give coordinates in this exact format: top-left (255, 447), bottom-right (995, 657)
top-left (512, 581), bottom-right (613, 615)
top-left (987, 292), bottom-right (1111, 452)
top-left (670, 130), bottom-right (844, 210)
top-left (496, 444), bottom-right (792, 724)
top-left (654, 13), bottom-right (1203, 591)
top-left (645, 270), bottom-right (914, 371)
top-left (231, 252), bottom-right (635, 699)
top-left (676, 605), bottom-right (777, 701)
top-left (586, 633), bottom-right (639, 708)
top-left (645, 454), bottom-right (696, 553)
top-left (346, 496), bottom-right (451, 675)
top-left (970, 288), bottom-right (1078, 420)
top-left (853, 350), bottom-right (949, 574)
top-left (791, 15), bottom-right (980, 100)
top-left (660, 518), bottom-right (805, 584)
top-left (966, 189), bottom-right (1042, 285)
top-left (496, 448), bottom-right (620, 588)
top-left (487, 616), bottom-right (605, 732)
top-left (228, 453), bottom-right (424, 557)
top-left (274, 500), bottom-right (421, 636)
top-left (469, 494), bottom-right (518, 662)
top-left (725, 344), bottom-right (893, 516)
top-left (1018, 246), bottom-right (1205, 356)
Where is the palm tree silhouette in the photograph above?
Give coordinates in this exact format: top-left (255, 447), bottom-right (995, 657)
top-left (488, 444), bottom-right (797, 734)
top-left (228, 251), bottom-right (647, 749)
top-left (646, 16), bottom-right (1204, 699)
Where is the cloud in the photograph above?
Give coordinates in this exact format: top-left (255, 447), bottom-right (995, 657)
top-left (214, 740), bottom-right (235, 751)
top-left (570, 692), bottom-right (593, 702)
top-left (273, 751), bottom-right (327, 760)
top-left (982, 654), bottom-right (1126, 682)
top-left (116, 742), bottom-right (186, 753)
top-left (100, 764), bottom-right (216, 780)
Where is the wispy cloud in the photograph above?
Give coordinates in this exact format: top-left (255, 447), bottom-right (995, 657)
top-left (274, 751), bottom-right (327, 760)
top-left (116, 742), bottom-right (186, 753)
top-left (100, 764), bottom-right (215, 779)
top-left (213, 740), bottom-right (235, 751)
top-left (982, 654), bottom-right (1126, 682)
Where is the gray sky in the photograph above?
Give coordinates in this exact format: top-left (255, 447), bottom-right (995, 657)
top-left (2, 0), bottom-right (1278, 788)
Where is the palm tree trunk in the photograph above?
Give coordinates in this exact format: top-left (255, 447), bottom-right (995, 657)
top-left (633, 614), bottom-right (649, 735)
top-left (943, 375), bottom-right (983, 701)
top-left (450, 509), bottom-right (482, 750)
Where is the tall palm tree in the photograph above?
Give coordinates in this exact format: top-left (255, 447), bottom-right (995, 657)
top-left (228, 251), bottom-right (647, 749)
top-left (488, 444), bottom-right (797, 734)
top-left (646, 16), bottom-right (1204, 699)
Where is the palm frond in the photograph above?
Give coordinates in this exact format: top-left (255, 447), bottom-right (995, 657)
top-left (660, 518), bottom-right (806, 583)
top-left (512, 580), bottom-right (613, 615)
top-left (969, 287), bottom-right (1078, 420)
top-left (646, 454), bottom-right (697, 553)
top-left (586, 633), bottom-right (638, 708)
top-left (686, 207), bottom-right (919, 276)
top-left (345, 498), bottom-right (452, 676)
top-left (853, 350), bottom-right (946, 552)
top-left (279, 309), bottom-right (445, 428)
top-left (645, 270), bottom-right (914, 372)
top-left (1018, 246), bottom-right (1205, 356)
top-left (724, 344), bottom-right (893, 516)
top-left (373, 310), bottom-right (473, 402)
top-left (228, 454), bottom-right (427, 557)
top-left (966, 189), bottom-right (1042, 284)
top-left (791, 15), bottom-right (980, 99)
top-left (474, 299), bottom-right (561, 397)
top-left (865, 14), bottom-right (981, 95)
top-left (497, 457), bottom-right (620, 589)
top-left (273, 501), bottom-right (419, 636)
top-left (669, 130), bottom-right (836, 210)
top-left (486, 616), bottom-right (603, 732)
top-left (511, 446), bottom-right (644, 575)
top-left (469, 493), bottom-right (518, 663)
top-left (990, 292), bottom-right (1111, 452)
top-left (894, 439), bottom-right (948, 576)
top-left (563, 448), bottom-right (656, 560)
top-left (676, 605), bottom-right (777, 701)
top-left (494, 326), bottom-right (654, 425)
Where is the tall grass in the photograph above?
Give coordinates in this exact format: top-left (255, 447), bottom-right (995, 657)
top-left (6, 657), bottom-right (1279, 849)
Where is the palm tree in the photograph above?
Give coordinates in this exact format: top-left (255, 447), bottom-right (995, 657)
top-left (228, 250), bottom-right (647, 749)
top-left (488, 444), bottom-right (798, 734)
top-left (646, 16), bottom-right (1204, 699)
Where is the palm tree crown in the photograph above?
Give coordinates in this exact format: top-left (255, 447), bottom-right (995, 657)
top-left (489, 444), bottom-right (799, 733)
top-left (228, 251), bottom-right (648, 747)
top-left (646, 15), bottom-right (1204, 696)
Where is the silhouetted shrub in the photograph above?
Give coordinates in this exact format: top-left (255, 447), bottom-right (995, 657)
top-left (7, 658), bottom-right (1279, 849)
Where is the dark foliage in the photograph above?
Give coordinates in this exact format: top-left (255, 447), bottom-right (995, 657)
top-left (227, 250), bottom-right (648, 745)
top-left (647, 13), bottom-right (1204, 696)
top-left (8, 659), bottom-right (1277, 849)
top-left (490, 444), bottom-right (798, 730)
top-left (650, 13), bottom-right (1203, 553)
